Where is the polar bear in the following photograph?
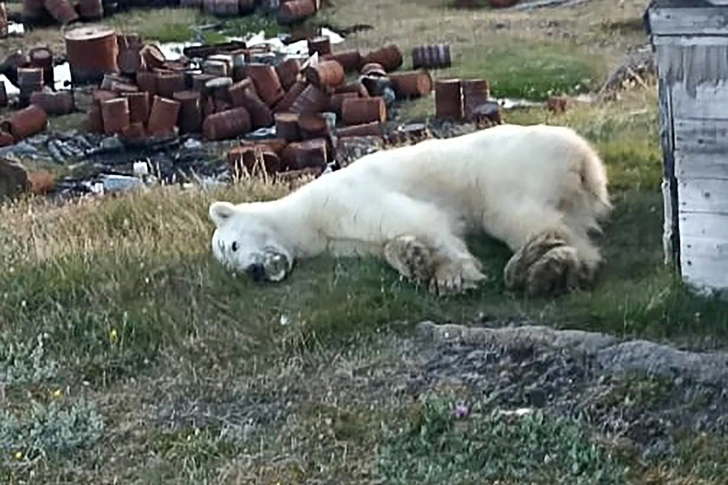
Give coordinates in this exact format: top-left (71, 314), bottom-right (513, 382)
top-left (208, 124), bottom-right (612, 297)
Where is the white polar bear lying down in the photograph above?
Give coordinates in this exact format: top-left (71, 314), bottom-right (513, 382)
top-left (208, 124), bottom-right (612, 297)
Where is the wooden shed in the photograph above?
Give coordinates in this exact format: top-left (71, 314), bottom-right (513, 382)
top-left (645, 0), bottom-right (728, 295)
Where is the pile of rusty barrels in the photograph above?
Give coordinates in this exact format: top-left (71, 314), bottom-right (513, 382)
top-left (22, 0), bottom-right (104, 25)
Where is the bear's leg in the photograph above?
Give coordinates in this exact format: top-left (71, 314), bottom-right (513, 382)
top-left (502, 225), bottom-right (601, 298)
top-left (383, 233), bottom-right (486, 295)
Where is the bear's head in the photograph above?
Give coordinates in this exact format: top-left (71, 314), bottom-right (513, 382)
top-left (208, 201), bottom-right (293, 283)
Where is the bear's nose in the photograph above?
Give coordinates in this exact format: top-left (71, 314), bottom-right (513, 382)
top-left (245, 263), bottom-right (266, 282)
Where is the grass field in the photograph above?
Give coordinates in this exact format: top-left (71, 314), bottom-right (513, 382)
top-left (2, 0), bottom-right (728, 483)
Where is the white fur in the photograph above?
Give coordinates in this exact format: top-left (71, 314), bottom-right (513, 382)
top-left (209, 124), bottom-right (611, 293)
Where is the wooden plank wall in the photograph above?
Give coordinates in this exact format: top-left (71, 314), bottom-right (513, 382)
top-left (650, 14), bottom-right (728, 292)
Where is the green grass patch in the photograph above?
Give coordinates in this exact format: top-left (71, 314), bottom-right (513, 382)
top-left (375, 395), bottom-right (628, 484)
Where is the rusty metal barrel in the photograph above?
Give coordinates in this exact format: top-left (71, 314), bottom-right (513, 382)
top-left (329, 92), bottom-right (358, 118)
top-left (335, 121), bottom-right (383, 138)
top-left (203, 0), bottom-right (239, 16)
top-left (0, 81), bottom-right (7, 107)
top-left (275, 58), bottom-right (301, 91)
top-left (22, 0), bottom-right (46, 24)
top-left (244, 64), bottom-right (284, 107)
top-left (17, 67), bottom-right (44, 106)
top-left (307, 36), bottom-right (331, 56)
top-left (389, 70), bottom-right (433, 98)
top-left (274, 112), bottom-right (300, 142)
top-left (173, 91), bottom-right (202, 134)
top-left (44, 0), bottom-right (79, 24)
top-left (412, 44), bottom-right (451, 70)
top-left (1, 105), bottom-right (47, 142)
top-left (121, 91), bottom-right (150, 124)
top-left (147, 95), bottom-right (181, 136)
top-left (156, 71), bottom-right (185, 98)
top-left (203, 106), bottom-right (252, 140)
top-left (64, 24), bottom-right (119, 85)
top-left (274, 80), bottom-right (307, 113)
top-left (135, 71), bottom-right (158, 94)
top-left (362, 44), bottom-right (403, 72)
top-left (30, 90), bottom-right (75, 115)
top-left (277, 0), bottom-right (316, 24)
top-left (322, 50), bottom-right (362, 73)
top-left (290, 84), bottom-right (330, 114)
top-left (100, 97), bottom-right (129, 135)
top-left (29, 47), bottom-right (54, 89)
top-left (304, 60), bottom-right (344, 89)
top-left (434, 79), bottom-right (462, 120)
top-left (341, 97), bottom-right (386, 125)
top-left (462, 79), bottom-right (490, 120)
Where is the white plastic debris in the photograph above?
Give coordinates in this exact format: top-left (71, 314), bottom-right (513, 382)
top-left (100, 174), bottom-right (145, 193)
top-left (133, 161), bottom-right (150, 177)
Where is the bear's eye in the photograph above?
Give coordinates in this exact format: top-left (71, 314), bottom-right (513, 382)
top-left (231, 241), bottom-right (238, 252)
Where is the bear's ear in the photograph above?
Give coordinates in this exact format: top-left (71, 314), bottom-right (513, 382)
top-left (208, 201), bottom-right (236, 227)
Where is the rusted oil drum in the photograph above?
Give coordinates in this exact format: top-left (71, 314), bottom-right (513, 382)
top-left (228, 78), bottom-right (256, 105)
top-left (341, 97), bottom-right (386, 125)
top-left (297, 112), bottom-right (329, 139)
top-left (135, 71), bottom-right (158, 94)
top-left (335, 121), bottom-right (383, 138)
top-left (304, 60), bottom-right (344, 89)
top-left (29, 90), bottom-right (74, 116)
top-left (44, 0), bottom-right (79, 24)
top-left (0, 131), bottom-right (13, 147)
top-left (329, 92), bottom-right (358, 118)
top-left (156, 71), bottom-right (185, 98)
top-left (322, 50), bottom-right (362, 73)
top-left (92, 88), bottom-right (117, 108)
top-left (17, 67), bottom-right (44, 106)
top-left (100, 97), bottom-right (130, 135)
top-left (121, 121), bottom-right (146, 140)
top-left (335, 82), bottom-right (369, 97)
top-left (85, 105), bottom-right (104, 133)
top-left (388, 70), bottom-right (433, 98)
top-left (462, 79), bottom-right (490, 120)
top-left (239, 0), bottom-right (255, 13)
top-left (238, 91), bottom-right (274, 130)
top-left (289, 84), bottom-right (330, 114)
top-left (29, 47), bottom-right (54, 88)
top-left (284, 138), bottom-right (327, 170)
top-left (228, 146), bottom-right (282, 176)
top-left (0, 81), bottom-right (7, 107)
top-left (275, 58), bottom-right (300, 91)
top-left (1, 105), bottom-right (47, 142)
top-left (274, 112), bottom-right (301, 142)
top-left (202, 106), bottom-right (252, 141)
top-left (434, 79), bottom-right (462, 120)
top-left (140, 44), bottom-right (166, 70)
top-left (173, 91), bottom-right (202, 134)
top-left (244, 64), bottom-right (284, 107)
top-left (412, 44), bottom-right (451, 70)
top-left (77, 0), bottom-right (103, 20)
top-left (273, 80), bottom-right (307, 113)
top-left (147, 95), bottom-right (181, 136)
top-left (121, 91), bottom-right (150, 124)
top-left (277, 0), bottom-right (316, 24)
top-left (362, 44), bottom-right (403, 72)
top-left (64, 24), bottom-right (119, 85)
top-left (307, 36), bottom-right (331, 56)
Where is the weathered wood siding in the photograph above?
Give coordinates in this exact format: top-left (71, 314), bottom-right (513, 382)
top-left (650, 5), bottom-right (728, 293)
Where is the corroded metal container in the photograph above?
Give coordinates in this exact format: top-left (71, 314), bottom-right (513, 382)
top-left (335, 82), bottom-right (369, 97)
top-left (117, 46), bottom-right (143, 75)
top-left (100, 97), bottom-right (130, 135)
top-left (0, 131), bottom-right (13, 147)
top-left (283, 138), bottom-right (327, 170)
top-left (307, 36), bottom-right (331, 56)
top-left (85, 105), bottom-right (104, 133)
top-left (274, 79), bottom-right (307, 113)
top-left (411, 44), bottom-right (451, 70)
top-left (277, 0), bottom-right (316, 24)
top-left (297, 112), bottom-right (329, 139)
top-left (22, 0), bottom-right (46, 24)
top-left (156, 71), bottom-right (185, 98)
top-left (135, 71), bottom-right (158, 94)
top-left (1, 105), bottom-right (47, 141)
top-left (275, 112), bottom-right (301, 142)
top-left (92, 88), bottom-right (118, 108)
top-left (30, 90), bottom-right (75, 115)
top-left (17, 67), bottom-right (44, 106)
top-left (322, 50), bottom-right (362, 72)
top-left (64, 24), bottom-right (119, 85)
top-left (29, 47), bottom-right (54, 88)
top-left (0, 81), bottom-right (7, 107)
top-left (304, 60), bottom-right (344, 89)
top-left (191, 73), bottom-right (217, 92)
top-left (275, 58), bottom-right (301, 91)
top-left (121, 121), bottom-right (146, 140)
top-left (121, 91), bottom-right (150, 124)
top-left (244, 64), bottom-right (284, 107)
top-left (237, 91), bottom-right (274, 129)
top-left (203, 0), bottom-right (239, 16)
top-left (44, 0), bottom-right (79, 24)
top-left (290, 84), bottom-right (330, 114)
top-left (462, 78), bottom-right (490, 119)
top-left (140, 44), bottom-right (166, 70)
top-left (173, 90), bottom-right (202, 134)
top-left (329, 92), bottom-right (358, 118)
top-left (147, 95), bottom-right (181, 136)
top-left (362, 44), bottom-right (403, 72)
top-left (78, 0), bottom-right (104, 20)
top-left (202, 106), bottom-right (252, 140)
top-left (335, 121), bottom-right (383, 138)
top-left (341, 97), bottom-right (386, 125)
top-left (227, 78), bottom-right (256, 106)
top-left (389, 70), bottom-right (433, 98)
top-left (228, 145), bottom-right (281, 176)
top-left (434, 79), bottom-right (463, 120)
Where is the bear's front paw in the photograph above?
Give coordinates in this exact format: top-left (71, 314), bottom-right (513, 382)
top-left (383, 235), bottom-right (436, 283)
top-left (524, 245), bottom-right (585, 298)
top-left (429, 258), bottom-right (487, 296)
top-left (504, 229), bottom-right (570, 292)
